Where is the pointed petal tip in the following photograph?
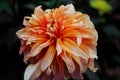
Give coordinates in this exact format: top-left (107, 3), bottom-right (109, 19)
top-left (24, 61), bottom-right (42, 80)
top-left (65, 4), bottom-right (75, 14)
top-left (77, 36), bottom-right (82, 46)
top-left (56, 39), bottom-right (62, 56)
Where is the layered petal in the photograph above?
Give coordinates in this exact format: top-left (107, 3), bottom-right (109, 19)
top-left (24, 60), bottom-right (41, 80)
top-left (62, 38), bottom-right (89, 60)
top-left (16, 4), bottom-right (98, 80)
top-left (24, 39), bottom-right (53, 62)
top-left (60, 51), bottom-right (75, 73)
top-left (56, 39), bottom-right (62, 55)
top-left (41, 44), bottom-right (56, 71)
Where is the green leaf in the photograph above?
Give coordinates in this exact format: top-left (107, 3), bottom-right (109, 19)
top-left (90, 0), bottom-right (112, 15)
top-left (0, 0), bottom-right (9, 11)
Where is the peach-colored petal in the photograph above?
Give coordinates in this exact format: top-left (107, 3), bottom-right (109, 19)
top-left (24, 39), bottom-right (53, 62)
top-left (54, 5), bottom-right (66, 20)
top-left (62, 29), bottom-right (81, 38)
top-left (88, 58), bottom-right (98, 72)
top-left (26, 36), bottom-right (47, 45)
top-left (77, 36), bottom-right (82, 46)
top-left (88, 48), bottom-right (98, 59)
top-left (60, 51), bottom-right (75, 73)
top-left (70, 53), bottom-right (88, 73)
top-left (83, 38), bottom-right (97, 47)
top-left (23, 17), bottom-right (35, 27)
top-left (33, 6), bottom-right (47, 27)
top-left (16, 28), bottom-right (29, 40)
top-left (62, 38), bottom-right (89, 60)
top-left (70, 54), bottom-right (83, 72)
top-left (79, 43), bottom-right (89, 55)
top-left (19, 41), bottom-right (27, 55)
top-left (41, 45), bottom-right (56, 71)
top-left (76, 28), bottom-right (95, 39)
top-left (56, 39), bottom-right (62, 55)
top-left (65, 4), bottom-right (75, 14)
top-left (29, 17), bottom-right (39, 26)
top-left (24, 60), bottom-right (41, 80)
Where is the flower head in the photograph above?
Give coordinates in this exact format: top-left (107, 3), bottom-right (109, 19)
top-left (16, 4), bottom-right (98, 80)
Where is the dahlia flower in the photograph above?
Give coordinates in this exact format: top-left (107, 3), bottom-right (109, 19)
top-left (16, 4), bottom-right (98, 80)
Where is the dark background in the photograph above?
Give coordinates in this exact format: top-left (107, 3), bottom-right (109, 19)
top-left (0, 0), bottom-right (120, 80)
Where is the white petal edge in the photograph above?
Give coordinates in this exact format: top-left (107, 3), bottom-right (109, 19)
top-left (77, 36), bottom-right (82, 46)
top-left (65, 4), bottom-right (75, 14)
top-left (24, 61), bottom-right (41, 80)
top-left (56, 39), bottom-right (62, 56)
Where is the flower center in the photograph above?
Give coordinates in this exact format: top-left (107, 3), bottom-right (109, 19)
top-left (46, 21), bottom-right (60, 38)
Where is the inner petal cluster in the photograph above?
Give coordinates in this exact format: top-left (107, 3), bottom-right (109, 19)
top-left (46, 21), bottom-right (60, 38)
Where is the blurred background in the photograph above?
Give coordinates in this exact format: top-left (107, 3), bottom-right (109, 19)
top-left (0, 0), bottom-right (120, 80)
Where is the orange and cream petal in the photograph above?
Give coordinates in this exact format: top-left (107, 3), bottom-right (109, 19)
top-left (16, 4), bottom-right (98, 80)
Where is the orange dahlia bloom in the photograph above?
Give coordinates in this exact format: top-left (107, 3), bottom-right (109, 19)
top-left (16, 4), bottom-right (98, 80)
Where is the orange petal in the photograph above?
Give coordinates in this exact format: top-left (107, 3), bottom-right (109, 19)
top-left (62, 28), bottom-right (81, 38)
top-left (26, 36), bottom-right (47, 45)
top-left (41, 45), bottom-right (56, 71)
top-left (33, 6), bottom-right (47, 27)
top-left (60, 51), bottom-right (75, 73)
top-left (82, 38), bottom-right (96, 47)
top-left (79, 43), bottom-right (89, 55)
top-left (70, 54), bottom-right (83, 72)
top-left (29, 17), bottom-right (39, 26)
top-left (76, 28), bottom-right (94, 39)
top-left (62, 38), bottom-right (89, 60)
top-left (54, 5), bottom-right (65, 20)
top-left (24, 39), bottom-right (53, 62)
top-left (70, 53), bottom-right (88, 73)
top-left (33, 6), bottom-right (44, 20)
